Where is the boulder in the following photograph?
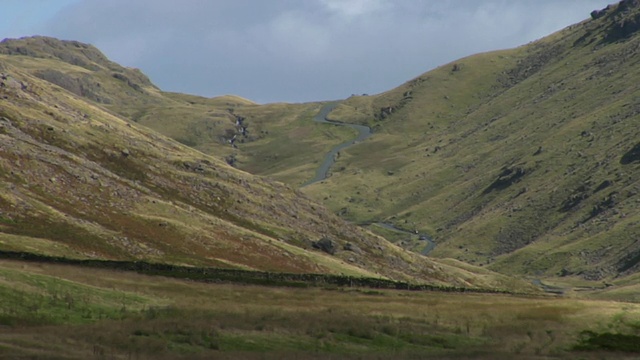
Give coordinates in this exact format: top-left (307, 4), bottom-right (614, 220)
top-left (312, 237), bottom-right (337, 255)
top-left (591, 8), bottom-right (608, 20)
top-left (344, 242), bottom-right (362, 254)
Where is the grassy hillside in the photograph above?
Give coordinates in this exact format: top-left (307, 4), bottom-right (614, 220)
top-left (0, 37), bottom-right (369, 187)
top-left (0, 39), bottom-right (540, 290)
top-left (3, 4), bottom-right (640, 358)
top-left (2, 2), bottom-right (639, 287)
top-left (297, 1), bottom-right (640, 283)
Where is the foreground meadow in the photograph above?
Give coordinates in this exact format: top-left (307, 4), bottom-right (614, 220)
top-left (0, 259), bottom-right (639, 359)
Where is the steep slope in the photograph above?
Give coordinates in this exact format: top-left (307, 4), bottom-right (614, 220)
top-left (0, 47), bottom-right (533, 290)
top-left (0, 36), bottom-right (356, 187)
top-left (298, 1), bottom-right (640, 281)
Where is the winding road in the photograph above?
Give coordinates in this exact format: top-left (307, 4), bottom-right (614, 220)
top-left (302, 101), bottom-right (437, 256)
top-left (375, 223), bottom-right (436, 256)
top-left (531, 279), bottom-right (565, 295)
top-left (301, 104), bottom-right (570, 288)
top-left (302, 102), bottom-right (372, 187)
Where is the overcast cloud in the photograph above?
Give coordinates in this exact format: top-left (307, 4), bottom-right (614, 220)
top-left (13, 0), bottom-right (611, 103)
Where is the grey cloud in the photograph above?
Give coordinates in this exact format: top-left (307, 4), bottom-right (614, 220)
top-left (40, 0), bottom-right (610, 103)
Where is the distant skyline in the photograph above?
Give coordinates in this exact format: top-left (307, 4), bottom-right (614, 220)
top-left (2, 0), bottom-right (612, 103)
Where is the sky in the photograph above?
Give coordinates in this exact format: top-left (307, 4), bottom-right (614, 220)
top-left (1, 0), bottom-right (612, 103)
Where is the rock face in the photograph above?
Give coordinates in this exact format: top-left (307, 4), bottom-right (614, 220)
top-left (0, 36), bottom-right (153, 88)
top-left (592, 0), bottom-right (640, 20)
top-left (312, 237), bottom-right (337, 255)
top-left (590, 0), bottom-right (640, 43)
top-left (0, 36), bottom-right (156, 106)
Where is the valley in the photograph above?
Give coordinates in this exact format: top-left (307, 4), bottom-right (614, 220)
top-left (0, 0), bottom-right (639, 358)
top-left (301, 102), bottom-right (437, 256)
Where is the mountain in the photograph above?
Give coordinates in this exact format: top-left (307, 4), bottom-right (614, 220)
top-left (298, 0), bottom-right (640, 282)
top-left (5, 1), bottom-right (640, 286)
top-left (20, 1), bottom-right (635, 284)
top-left (0, 36), bottom-right (361, 187)
top-left (5, 4), bottom-right (640, 359)
top-left (0, 37), bottom-right (535, 290)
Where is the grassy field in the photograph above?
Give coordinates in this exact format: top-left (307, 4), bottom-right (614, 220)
top-left (1, 259), bottom-right (640, 359)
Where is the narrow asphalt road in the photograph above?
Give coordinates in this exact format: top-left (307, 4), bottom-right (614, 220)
top-left (374, 222), bottom-right (436, 256)
top-left (302, 101), bottom-right (372, 187)
top-left (301, 102), bottom-right (437, 255)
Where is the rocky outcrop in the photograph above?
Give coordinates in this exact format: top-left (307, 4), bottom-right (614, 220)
top-left (560, 185), bottom-right (590, 212)
top-left (0, 36), bottom-right (156, 95)
top-left (591, 8), bottom-right (608, 20)
top-left (590, 0), bottom-right (640, 43)
top-left (591, 1), bottom-right (640, 21)
top-left (0, 36), bottom-right (152, 85)
top-left (34, 69), bottom-right (109, 103)
top-left (588, 192), bottom-right (618, 220)
top-left (618, 247), bottom-right (640, 273)
top-left (483, 166), bottom-right (528, 194)
top-left (621, 142), bottom-right (640, 164)
top-left (312, 237), bottom-right (337, 255)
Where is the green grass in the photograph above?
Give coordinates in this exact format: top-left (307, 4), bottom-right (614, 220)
top-left (1, 259), bottom-right (639, 359)
top-left (0, 266), bottom-right (152, 326)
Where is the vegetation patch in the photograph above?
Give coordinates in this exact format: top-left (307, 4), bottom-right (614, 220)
top-left (1, 215), bottom-right (123, 256)
top-left (81, 144), bottom-right (148, 182)
top-left (0, 267), bottom-right (150, 326)
top-left (574, 331), bottom-right (640, 352)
